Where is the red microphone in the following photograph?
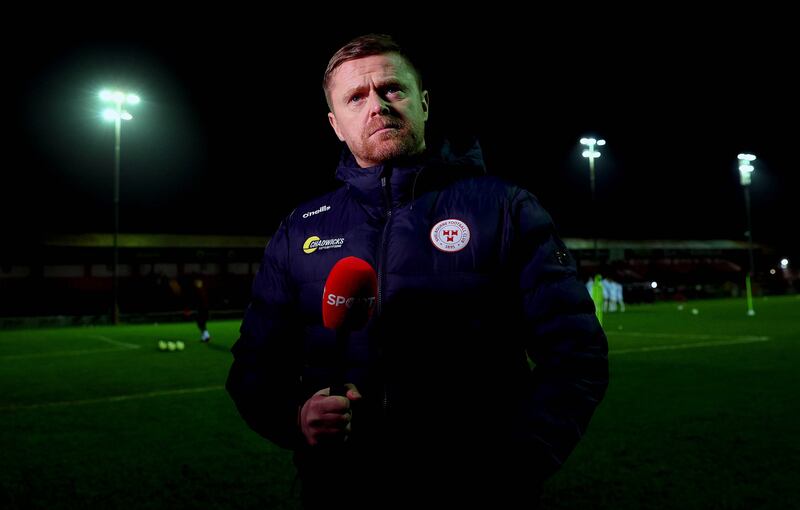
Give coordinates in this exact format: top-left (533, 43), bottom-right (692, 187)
top-left (322, 256), bottom-right (378, 331)
top-left (322, 257), bottom-right (377, 396)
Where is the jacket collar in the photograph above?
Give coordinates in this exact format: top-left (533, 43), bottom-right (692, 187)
top-left (334, 138), bottom-right (486, 210)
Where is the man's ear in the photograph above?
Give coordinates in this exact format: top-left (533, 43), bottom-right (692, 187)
top-left (421, 90), bottom-right (430, 121)
top-left (328, 111), bottom-right (345, 141)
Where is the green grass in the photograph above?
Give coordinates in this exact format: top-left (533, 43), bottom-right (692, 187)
top-left (0, 322), bottom-right (300, 509)
top-left (1, 296), bottom-right (799, 509)
top-left (543, 295), bottom-right (800, 509)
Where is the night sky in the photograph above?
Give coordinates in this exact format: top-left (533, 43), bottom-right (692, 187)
top-left (5, 21), bottom-right (799, 256)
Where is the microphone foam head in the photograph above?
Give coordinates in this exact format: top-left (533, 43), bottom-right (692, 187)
top-left (322, 256), bottom-right (378, 331)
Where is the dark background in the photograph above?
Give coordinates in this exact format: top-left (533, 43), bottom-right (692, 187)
top-left (4, 19), bottom-right (798, 256)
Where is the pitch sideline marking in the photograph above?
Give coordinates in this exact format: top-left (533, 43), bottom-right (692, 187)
top-left (89, 334), bottom-right (141, 350)
top-left (0, 335), bottom-right (141, 360)
top-left (0, 386), bottom-right (225, 412)
top-left (611, 335), bottom-right (770, 354)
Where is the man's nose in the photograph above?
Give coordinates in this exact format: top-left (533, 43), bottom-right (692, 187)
top-left (367, 91), bottom-right (390, 116)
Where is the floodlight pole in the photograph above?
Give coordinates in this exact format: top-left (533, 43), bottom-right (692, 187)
top-left (743, 183), bottom-right (755, 316)
top-left (738, 153), bottom-right (756, 316)
top-left (581, 137), bottom-right (606, 325)
top-left (101, 90), bottom-right (139, 325)
top-left (112, 103), bottom-right (122, 324)
top-left (580, 137), bottom-right (605, 262)
top-left (589, 154), bottom-right (597, 260)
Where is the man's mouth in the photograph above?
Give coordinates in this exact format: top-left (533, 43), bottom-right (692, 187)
top-left (370, 124), bottom-right (401, 136)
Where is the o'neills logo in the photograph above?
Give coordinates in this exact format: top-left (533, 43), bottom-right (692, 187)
top-left (302, 205), bottom-right (331, 219)
top-left (303, 235), bottom-right (345, 254)
top-left (430, 219), bottom-right (470, 253)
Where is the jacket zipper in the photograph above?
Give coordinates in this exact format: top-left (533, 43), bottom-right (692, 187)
top-left (378, 172), bottom-right (393, 414)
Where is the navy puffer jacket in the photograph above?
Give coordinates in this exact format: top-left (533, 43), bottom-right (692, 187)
top-left (227, 139), bottom-right (608, 496)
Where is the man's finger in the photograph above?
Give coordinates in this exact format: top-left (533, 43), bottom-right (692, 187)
top-left (345, 383), bottom-right (362, 401)
top-left (317, 394), bottom-right (350, 414)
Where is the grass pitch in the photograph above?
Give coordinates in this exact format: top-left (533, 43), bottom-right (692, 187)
top-left (2, 295), bottom-right (798, 509)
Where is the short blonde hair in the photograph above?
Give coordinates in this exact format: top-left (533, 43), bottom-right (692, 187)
top-left (323, 34), bottom-right (422, 110)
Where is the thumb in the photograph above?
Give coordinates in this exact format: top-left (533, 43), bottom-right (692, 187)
top-left (313, 387), bottom-right (331, 398)
top-left (345, 383), bottom-right (362, 401)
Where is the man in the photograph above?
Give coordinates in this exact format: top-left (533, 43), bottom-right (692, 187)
top-left (166, 273), bottom-right (211, 342)
top-left (227, 34), bottom-right (609, 509)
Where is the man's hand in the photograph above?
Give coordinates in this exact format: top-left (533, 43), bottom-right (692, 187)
top-left (299, 384), bottom-right (362, 446)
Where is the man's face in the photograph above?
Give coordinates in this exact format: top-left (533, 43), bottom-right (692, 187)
top-left (327, 53), bottom-right (429, 168)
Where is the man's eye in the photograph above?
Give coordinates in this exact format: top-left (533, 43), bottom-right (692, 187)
top-left (349, 95), bottom-right (363, 103)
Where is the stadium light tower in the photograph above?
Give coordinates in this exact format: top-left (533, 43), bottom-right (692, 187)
top-left (581, 137), bottom-right (606, 324)
top-left (737, 152), bottom-right (756, 317)
top-left (100, 89), bottom-right (140, 325)
top-left (581, 137), bottom-right (606, 261)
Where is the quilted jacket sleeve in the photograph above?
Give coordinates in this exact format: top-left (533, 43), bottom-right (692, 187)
top-left (511, 188), bottom-right (609, 478)
top-left (226, 219), bottom-right (304, 450)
